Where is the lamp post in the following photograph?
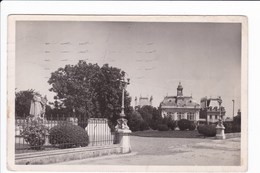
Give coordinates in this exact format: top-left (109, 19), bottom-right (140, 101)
top-left (115, 72), bottom-right (132, 153)
top-left (116, 72), bottom-right (130, 130)
top-left (218, 96), bottom-right (222, 121)
top-left (232, 99), bottom-right (235, 120)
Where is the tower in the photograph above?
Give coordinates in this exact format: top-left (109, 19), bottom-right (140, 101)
top-left (177, 82), bottom-right (183, 97)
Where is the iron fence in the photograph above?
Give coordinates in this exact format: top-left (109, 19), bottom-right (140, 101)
top-left (15, 114), bottom-right (117, 154)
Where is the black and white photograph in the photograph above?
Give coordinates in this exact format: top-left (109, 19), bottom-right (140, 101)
top-left (7, 15), bottom-right (247, 172)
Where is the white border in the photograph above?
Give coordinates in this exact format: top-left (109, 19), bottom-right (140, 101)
top-left (1, 1), bottom-right (259, 173)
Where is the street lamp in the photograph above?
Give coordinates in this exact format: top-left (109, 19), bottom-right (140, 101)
top-left (116, 72), bottom-right (130, 130)
top-left (232, 99), bottom-right (235, 120)
top-left (218, 96), bottom-right (222, 121)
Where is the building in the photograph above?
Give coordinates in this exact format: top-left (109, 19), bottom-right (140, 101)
top-left (160, 82), bottom-right (200, 122)
top-left (135, 95), bottom-right (153, 109)
top-left (199, 96), bottom-right (226, 124)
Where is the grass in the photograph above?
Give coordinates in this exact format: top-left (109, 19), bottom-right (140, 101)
top-left (131, 130), bottom-right (204, 138)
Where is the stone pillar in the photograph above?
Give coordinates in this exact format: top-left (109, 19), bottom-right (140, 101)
top-left (216, 119), bottom-right (226, 140)
top-left (117, 129), bottom-right (132, 153)
top-left (115, 118), bottom-right (132, 154)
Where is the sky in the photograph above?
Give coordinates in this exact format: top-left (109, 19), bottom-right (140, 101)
top-left (16, 21), bottom-right (241, 118)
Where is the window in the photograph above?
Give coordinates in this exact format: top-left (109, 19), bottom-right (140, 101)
top-left (177, 112), bottom-right (181, 120)
top-left (215, 115), bottom-right (218, 120)
top-left (187, 112), bottom-right (194, 121)
top-left (210, 115), bottom-right (212, 119)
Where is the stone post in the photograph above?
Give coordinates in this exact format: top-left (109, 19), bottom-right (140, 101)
top-left (115, 118), bottom-right (132, 153)
top-left (216, 119), bottom-right (226, 140)
top-left (115, 74), bottom-right (131, 154)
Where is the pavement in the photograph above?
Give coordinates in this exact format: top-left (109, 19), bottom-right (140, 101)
top-left (56, 136), bottom-right (241, 166)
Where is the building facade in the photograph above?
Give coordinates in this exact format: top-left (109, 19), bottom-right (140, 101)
top-left (160, 83), bottom-right (200, 122)
top-left (135, 95), bottom-right (153, 109)
top-left (199, 96), bottom-right (226, 124)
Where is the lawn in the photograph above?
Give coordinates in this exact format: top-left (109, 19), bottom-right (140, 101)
top-left (131, 130), bottom-right (204, 138)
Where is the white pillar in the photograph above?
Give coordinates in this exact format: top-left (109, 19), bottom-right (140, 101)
top-left (184, 112), bottom-right (188, 119)
top-left (117, 129), bottom-right (132, 153)
top-left (174, 112), bottom-right (177, 120)
top-left (216, 121), bottom-right (226, 140)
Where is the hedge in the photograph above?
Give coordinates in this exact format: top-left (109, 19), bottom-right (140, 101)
top-left (49, 123), bottom-right (89, 148)
top-left (197, 124), bottom-right (216, 137)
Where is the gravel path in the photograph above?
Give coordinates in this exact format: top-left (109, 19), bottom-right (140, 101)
top-left (58, 136), bottom-right (241, 166)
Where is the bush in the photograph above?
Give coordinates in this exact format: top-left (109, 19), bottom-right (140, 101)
top-left (157, 124), bottom-right (169, 131)
top-left (167, 120), bottom-right (177, 130)
top-left (223, 121), bottom-right (241, 133)
top-left (232, 123), bottom-right (241, 133)
top-left (149, 121), bottom-right (159, 130)
top-left (49, 123), bottom-right (89, 148)
top-left (22, 118), bottom-right (49, 150)
top-left (189, 123), bottom-right (196, 131)
top-left (197, 124), bottom-right (216, 137)
top-left (197, 124), bottom-right (203, 134)
top-left (178, 119), bottom-right (191, 131)
top-left (140, 121), bottom-right (149, 131)
top-left (223, 122), bottom-right (233, 133)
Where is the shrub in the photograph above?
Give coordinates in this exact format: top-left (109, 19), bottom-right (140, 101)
top-left (49, 123), bottom-right (89, 148)
top-left (22, 118), bottom-right (49, 150)
top-left (108, 120), bottom-right (116, 132)
top-left (157, 124), bottom-right (169, 131)
top-left (232, 123), bottom-right (241, 133)
top-left (178, 119), bottom-right (191, 131)
top-left (223, 122), bottom-right (233, 133)
top-left (189, 123), bottom-right (196, 131)
top-left (223, 121), bottom-right (241, 133)
top-left (197, 124), bottom-right (216, 137)
top-left (197, 125), bottom-right (203, 134)
top-left (140, 121), bottom-right (149, 131)
top-left (167, 120), bottom-right (177, 130)
top-left (149, 121), bottom-right (158, 130)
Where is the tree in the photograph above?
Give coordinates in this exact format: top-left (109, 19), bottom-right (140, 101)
top-left (135, 105), bottom-right (162, 130)
top-left (15, 89), bottom-right (39, 118)
top-left (127, 111), bottom-right (144, 131)
top-left (48, 61), bottom-right (132, 126)
top-left (138, 105), bottom-right (153, 124)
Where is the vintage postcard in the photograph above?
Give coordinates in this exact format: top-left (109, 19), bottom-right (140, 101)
top-left (7, 15), bottom-right (247, 172)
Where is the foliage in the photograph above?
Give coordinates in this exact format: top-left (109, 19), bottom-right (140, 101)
top-left (48, 61), bottom-right (131, 125)
top-left (21, 117), bottom-right (49, 150)
top-left (223, 122), bottom-right (233, 133)
top-left (197, 125), bottom-right (203, 134)
top-left (128, 111), bottom-right (144, 132)
top-left (177, 119), bottom-right (191, 131)
top-left (15, 89), bottom-right (40, 118)
top-left (140, 121), bottom-right (150, 131)
top-left (188, 123), bottom-right (196, 131)
top-left (49, 123), bottom-right (89, 148)
top-left (197, 124), bottom-right (216, 137)
top-left (223, 121), bottom-right (241, 133)
top-left (149, 120), bottom-right (159, 130)
top-left (161, 117), bottom-right (176, 130)
top-left (136, 105), bottom-right (161, 129)
top-left (157, 124), bottom-right (169, 131)
top-left (137, 105), bottom-right (154, 125)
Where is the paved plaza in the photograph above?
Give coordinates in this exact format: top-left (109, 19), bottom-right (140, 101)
top-left (58, 136), bottom-right (241, 166)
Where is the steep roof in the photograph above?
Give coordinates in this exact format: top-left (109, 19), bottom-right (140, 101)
top-left (161, 96), bottom-right (200, 108)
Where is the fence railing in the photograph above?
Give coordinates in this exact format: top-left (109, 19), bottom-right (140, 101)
top-left (15, 114), bottom-right (117, 154)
